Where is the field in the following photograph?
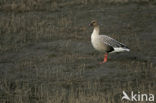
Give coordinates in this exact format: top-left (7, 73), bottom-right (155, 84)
top-left (0, 0), bottom-right (156, 103)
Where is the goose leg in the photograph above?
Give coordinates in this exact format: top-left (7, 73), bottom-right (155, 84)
top-left (99, 53), bottom-right (108, 64)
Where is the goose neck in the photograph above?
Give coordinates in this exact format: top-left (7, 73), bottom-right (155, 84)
top-left (92, 26), bottom-right (100, 35)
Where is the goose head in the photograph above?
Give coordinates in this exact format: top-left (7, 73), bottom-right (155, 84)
top-left (89, 20), bottom-right (98, 27)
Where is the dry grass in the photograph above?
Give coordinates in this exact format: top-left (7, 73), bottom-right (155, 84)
top-left (0, 60), bottom-right (155, 103)
top-left (0, 0), bottom-right (156, 103)
top-left (0, 0), bottom-right (155, 13)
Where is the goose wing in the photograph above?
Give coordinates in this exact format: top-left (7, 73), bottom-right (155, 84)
top-left (99, 35), bottom-right (128, 48)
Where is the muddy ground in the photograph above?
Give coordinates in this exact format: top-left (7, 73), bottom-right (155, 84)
top-left (0, 0), bottom-right (156, 103)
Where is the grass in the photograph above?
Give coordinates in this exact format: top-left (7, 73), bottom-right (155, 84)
top-left (0, 0), bottom-right (156, 103)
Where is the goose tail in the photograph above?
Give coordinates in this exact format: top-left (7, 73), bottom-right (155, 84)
top-left (111, 47), bottom-right (130, 53)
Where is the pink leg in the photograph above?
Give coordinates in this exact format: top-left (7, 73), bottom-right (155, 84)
top-left (104, 53), bottom-right (108, 62)
top-left (99, 53), bottom-right (108, 64)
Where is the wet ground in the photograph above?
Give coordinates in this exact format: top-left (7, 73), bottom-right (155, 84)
top-left (0, 1), bottom-right (156, 103)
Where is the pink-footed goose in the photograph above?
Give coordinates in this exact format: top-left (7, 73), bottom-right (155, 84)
top-left (90, 20), bottom-right (130, 64)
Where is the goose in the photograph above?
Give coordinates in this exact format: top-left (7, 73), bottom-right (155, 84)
top-left (90, 20), bottom-right (130, 64)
